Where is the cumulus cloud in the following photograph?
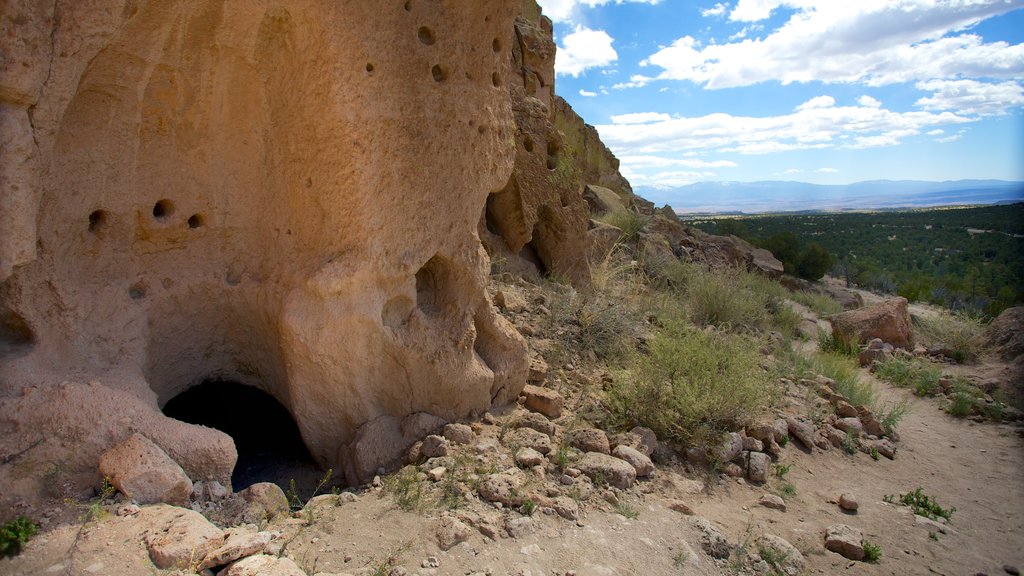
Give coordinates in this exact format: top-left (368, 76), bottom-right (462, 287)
top-left (784, 168), bottom-right (803, 174)
top-left (914, 79), bottom-right (1024, 116)
top-left (610, 112), bottom-right (673, 124)
top-left (702, 2), bottom-right (728, 17)
top-left (618, 155), bottom-right (738, 168)
top-left (816, 167), bottom-right (839, 173)
top-left (579, 89), bottom-right (598, 97)
top-left (628, 1), bottom-right (1024, 90)
top-left (538, 0), bottom-right (662, 24)
top-left (556, 26), bottom-right (618, 77)
top-left (858, 95), bottom-right (882, 108)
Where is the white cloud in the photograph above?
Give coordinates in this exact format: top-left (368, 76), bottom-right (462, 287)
top-left (784, 168), bottom-right (802, 174)
top-left (915, 79), bottom-right (1024, 116)
top-left (610, 112), bottom-right (673, 124)
top-left (579, 89), bottom-right (598, 97)
top-left (556, 26), bottom-right (618, 77)
top-left (702, 2), bottom-right (728, 17)
top-left (537, 0), bottom-right (662, 24)
top-left (631, 2), bottom-right (1024, 90)
top-left (936, 134), bottom-right (964, 143)
top-left (816, 167), bottom-right (839, 173)
top-left (927, 129), bottom-right (945, 135)
top-left (858, 95), bottom-right (882, 108)
top-left (796, 95), bottom-right (835, 111)
top-left (618, 155), bottom-right (738, 168)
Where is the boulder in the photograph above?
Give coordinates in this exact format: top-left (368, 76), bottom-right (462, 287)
top-left (714, 432), bottom-right (744, 462)
top-left (436, 516), bottom-right (472, 551)
top-left (443, 423), bottom-right (474, 445)
top-left (577, 452), bottom-right (637, 489)
top-left (830, 297), bottom-right (913, 349)
top-left (477, 473), bottom-right (524, 506)
top-left (986, 307), bottom-right (1024, 361)
top-left (503, 427), bottom-right (552, 454)
top-left (99, 433), bottom-right (193, 506)
top-left (758, 534), bottom-right (805, 576)
top-left (514, 412), bottom-right (556, 437)
top-left (568, 428), bottom-right (611, 454)
top-left (515, 447), bottom-right (545, 468)
top-left (824, 524), bottom-right (865, 561)
top-left (521, 384), bottom-right (564, 418)
top-left (678, 229), bottom-right (784, 278)
top-left (747, 452), bottom-right (770, 483)
top-left (785, 417), bottom-right (816, 451)
top-left (217, 554), bottom-right (305, 576)
top-left (582, 184), bottom-right (627, 215)
top-left (143, 506), bottom-right (225, 570)
top-left (239, 483), bottom-right (290, 520)
top-left (200, 529), bottom-right (274, 570)
top-left (612, 445), bottom-right (655, 477)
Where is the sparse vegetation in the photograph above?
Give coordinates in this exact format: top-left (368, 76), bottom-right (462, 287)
top-left (914, 311), bottom-right (988, 363)
top-left (382, 466), bottom-right (427, 512)
top-left (672, 549), bottom-right (690, 569)
top-left (863, 540), bottom-right (882, 563)
top-left (819, 330), bottom-right (859, 356)
top-left (874, 357), bottom-right (942, 396)
top-left (0, 516), bottom-right (37, 558)
top-left (598, 209), bottom-right (648, 247)
top-left (885, 487), bottom-right (956, 521)
top-left (779, 482), bottom-right (797, 499)
top-left (613, 498), bottom-right (640, 519)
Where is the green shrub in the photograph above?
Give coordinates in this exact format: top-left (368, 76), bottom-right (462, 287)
top-left (913, 311), bottom-right (988, 364)
top-left (863, 540), bottom-right (882, 563)
top-left (608, 320), bottom-right (771, 446)
top-left (946, 387), bottom-right (975, 418)
top-left (819, 330), bottom-right (859, 356)
top-left (885, 487), bottom-right (955, 521)
top-left (685, 267), bottom-right (769, 331)
top-left (598, 209), bottom-right (647, 247)
top-left (0, 516), bottom-right (36, 558)
top-left (873, 357), bottom-right (942, 396)
top-left (812, 352), bottom-right (877, 408)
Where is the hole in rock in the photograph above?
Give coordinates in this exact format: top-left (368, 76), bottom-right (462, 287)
top-left (431, 64), bottom-right (447, 82)
top-left (152, 199), bottom-right (174, 220)
top-left (187, 214), bottom-right (205, 229)
top-left (404, 1), bottom-right (411, 11)
top-left (162, 380), bottom-right (326, 498)
top-left (523, 136), bottom-right (534, 153)
top-left (519, 241), bottom-right (548, 276)
top-left (491, 72), bottom-right (501, 87)
top-left (88, 210), bottom-right (108, 234)
top-left (0, 308), bottom-right (35, 357)
top-left (492, 38), bottom-right (501, 52)
top-left (418, 26), bottom-right (435, 45)
top-left (365, 62), bottom-right (374, 73)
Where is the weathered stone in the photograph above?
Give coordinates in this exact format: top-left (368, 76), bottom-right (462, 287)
top-left (477, 473), bottom-right (524, 506)
top-left (715, 432), bottom-right (744, 463)
top-left (582, 184), bottom-right (626, 215)
top-left (835, 400), bottom-right (859, 418)
top-left (200, 530), bottom-right (274, 570)
top-left (143, 506), bottom-right (224, 570)
top-left (785, 417), bottom-right (816, 451)
top-left (759, 535), bottom-right (805, 576)
top-left (831, 298), bottom-right (914, 349)
top-left (629, 426), bottom-right (659, 457)
top-left (986, 307), bottom-right (1024, 361)
top-left (824, 524), bottom-right (865, 561)
top-left (515, 447), bottom-right (545, 468)
top-left (420, 435), bottom-right (449, 459)
top-left (494, 290), bottom-right (528, 313)
top-left (218, 554), bottom-right (305, 576)
top-left (504, 427), bottom-right (552, 455)
top-left (527, 357), bottom-right (549, 383)
top-left (515, 412), bottom-right (556, 437)
top-left (759, 494), bottom-right (787, 511)
top-left (568, 428), bottom-right (610, 455)
top-left (505, 516), bottom-right (537, 539)
top-left (521, 385), bottom-right (564, 418)
top-left (839, 494), bottom-right (859, 512)
top-left (612, 445), bottom-right (655, 477)
top-left (835, 418), bottom-right (864, 437)
top-left (436, 516), bottom-right (472, 551)
top-left (691, 517), bottom-right (731, 559)
top-left (552, 496), bottom-right (579, 520)
top-left (742, 436), bottom-right (764, 452)
top-left (443, 423), bottom-right (474, 445)
top-left (99, 434), bottom-right (192, 506)
top-left (577, 452), bottom-right (636, 489)
top-left (669, 500), bottom-right (695, 515)
top-left (747, 452), bottom-right (770, 483)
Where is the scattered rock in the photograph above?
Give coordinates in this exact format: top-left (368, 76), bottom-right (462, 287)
top-left (99, 433), bottom-right (193, 506)
top-left (1003, 564), bottom-right (1020, 576)
top-left (420, 435), bottom-right (450, 458)
top-left (552, 496), bottom-right (580, 520)
top-left (200, 529), bottom-right (274, 570)
top-left (443, 423), bottom-right (474, 445)
top-left (436, 516), bottom-right (472, 551)
top-left (568, 428), bottom-right (611, 454)
top-left (722, 462), bottom-right (745, 478)
top-left (629, 426), bottom-right (659, 457)
top-left (505, 516), bottom-right (536, 539)
top-left (785, 417), bottom-right (816, 451)
top-left (914, 514), bottom-right (951, 534)
top-left (824, 524), bottom-right (865, 561)
top-left (239, 483), bottom-right (290, 520)
top-left (504, 427), bottom-right (552, 454)
top-left (758, 534), bottom-right (805, 576)
top-left (669, 500), bottom-right (695, 515)
top-left (830, 297), bottom-right (913, 349)
top-left (521, 384), bottom-right (563, 418)
top-left (839, 494), bottom-right (859, 512)
top-left (577, 452), bottom-right (637, 489)
top-left (714, 432), bottom-right (744, 462)
top-left (835, 400), bottom-right (859, 418)
top-left (478, 473), bottom-right (524, 506)
top-left (515, 447), bottom-right (545, 467)
top-left (759, 494), bottom-right (787, 512)
top-left (612, 445), bottom-right (655, 477)
top-left (742, 437), bottom-right (764, 452)
top-left (217, 554), bottom-right (305, 576)
top-left (835, 418), bottom-right (864, 437)
top-left (747, 452), bottom-right (770, 483)
top-left (527, 357), bottom-right (549, 383)
top-left (494, 290), bottom-right (528, 313)
top-left (515, 412), bottom-right (556, 437)
top-left (692, 517), bottom-right (732, 559)
top-left (143, 507), bottom-right (225, 570)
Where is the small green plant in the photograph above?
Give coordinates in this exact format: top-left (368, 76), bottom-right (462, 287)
top-left (819, 330), bottom-right (859, 356)
top-left (613, 498), bottom-right (639, 519)
top-left (772, 463), bottom-right (791, 479)
top-left (0, 516), bottom-right (37, 558)
top-left (382, 466), bottom-right (426, 512)
top-left (928, 531), bottom-right (939, 541)
top-left (886, 487), bottom-right (955, 521)
top-left (779, 482), bottom-right (797, 499)
top-left (946, 386), bottom-right (976, 418)
top-left (878, 400), bottom-right (909, 437)
top-left (598, 209), bottom-right (648, 247)
top-left (779, 435), bottom-right (789, 447)
top-left (672, 549), bottom-right (690, 569)
top-left (367, 541), bottom-right (411, 576)
top-left (521, 498), bottom-right (537, 516)
top-left (874, 357), bottom-right (941, 396)
top-left (841, 430), bottom-right (859, 455)
top-left (870, 447), bottom-right (880, 461)
top-left (758, 542), bottom-right (791, 572)
top-left (862, 540), bottom-right (882, 563)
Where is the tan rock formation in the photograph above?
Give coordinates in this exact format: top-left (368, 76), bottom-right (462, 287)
top-left (0, 0), bottom-right (527, 494)
top-left (830, 297), bottom-right (914, 349)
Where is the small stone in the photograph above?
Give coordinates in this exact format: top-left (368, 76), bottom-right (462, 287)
top-left (835, 418), bottom-right (864, 437)
top-left (722, 463), bottom-right (744, 478)
top-left (515, 447), bottom-right (545, 467)
top-left (838, 494), bottom-right (859, 512)
top-left (611, 445), bottom-right (655, 477)
top-left (691, 517), bottom-right (731, 559)
top-left (568, 428), bottom-right (610, 455)
top-left (477, 473), bottom-right (524, 506)
top-left (443, 423), bottom-right (473, 445)
top-left (436, 517), bottom-right (472, 551)
top-left (824, 524), bottom-right (865, 561)
top-left (420, 435), bottom-right (449, 458)
top-left (747, 452), bottom-right (770, 483)
top-left (505, 516), bottom-right (536, 539)
top-left (1003, 565), bottom-right (1020, 576)
top-left (669, 500), bottom-right (694, 515)
top-left (758, 534), bottom-right (805, 576)
top-left (515, 412), bottom-right (556, 437)
top-left (427, 467), bottom-right (447, 482)
top-left (836, 400), bottom-right (859, 418)
top-left (527, 357), bottom-right (549, 383)
top-left (759, 494), bottom-right (786, 511)
top-left (200, 530), bottom-right (274, 570)
top-left (494, 290), bottom-right (527, 312)
top-left (577, 452), bottom-right (636, 489)
top-left (99, 434), bottom-right (192, 505)
top-left (742, 437), bottom-right (764, 452)
top-left (422, 556), bottom-right (440, 568)
top-left (504, 427), bottom-right (552, 455)
top-left (786, 418), bottom-right (816, 451)
top-left (521, 384), bottom-right (563, 418)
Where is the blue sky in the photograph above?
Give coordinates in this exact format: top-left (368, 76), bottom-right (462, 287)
top-left (536, 0), bottom-right (1024, 198)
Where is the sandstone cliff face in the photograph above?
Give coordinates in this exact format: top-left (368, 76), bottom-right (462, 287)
top-left (0, 0), bottom-right (527, 490)
top-left (481, 2), bottom-right (593, 286)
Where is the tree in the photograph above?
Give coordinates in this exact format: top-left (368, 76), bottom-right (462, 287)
top-left (796, 242), bottom-right (833, 280)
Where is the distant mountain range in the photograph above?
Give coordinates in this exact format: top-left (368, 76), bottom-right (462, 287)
top-left (648, 179), bottom-right (1024, 215)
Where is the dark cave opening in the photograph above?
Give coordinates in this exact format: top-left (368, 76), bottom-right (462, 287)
top-left (162, 379), bottom-right (329, 498)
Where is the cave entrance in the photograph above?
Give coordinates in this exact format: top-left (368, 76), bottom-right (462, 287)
top-left (162, 379), bottom-right (329, 499)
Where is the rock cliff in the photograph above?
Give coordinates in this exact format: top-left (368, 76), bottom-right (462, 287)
top-left (0, 0), bottom-right (528, 492)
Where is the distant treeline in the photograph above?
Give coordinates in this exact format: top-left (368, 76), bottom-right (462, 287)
top-left (690, 203), bottom-right (1024, 317)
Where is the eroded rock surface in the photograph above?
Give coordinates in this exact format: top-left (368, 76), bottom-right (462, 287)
top-left (0, 0), bottom-right (528, 497)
